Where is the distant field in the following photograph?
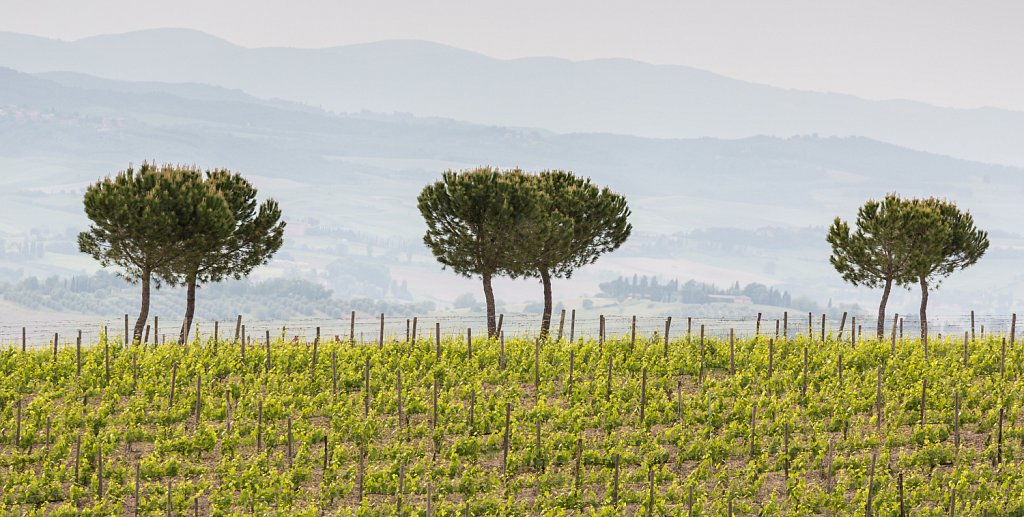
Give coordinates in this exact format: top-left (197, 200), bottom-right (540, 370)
top-left (1, 328), bottom-right (1022, 514)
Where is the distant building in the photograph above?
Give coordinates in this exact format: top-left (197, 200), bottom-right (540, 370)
top-left (708, 294), bottom-right (753, 305)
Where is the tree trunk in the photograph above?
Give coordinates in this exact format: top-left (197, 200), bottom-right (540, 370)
top-left (482, 272), bottom-right (497, 338)
top-left (876, 277), bottom-right (893, 340)
top-left (133, 271), bottom-right (151, 343)
top-left (179, 274), bottom-right (198, 345)
top-left (540, 269), bottom-right (553, 338)
top-left (919, 277), bottom-right (929, 347)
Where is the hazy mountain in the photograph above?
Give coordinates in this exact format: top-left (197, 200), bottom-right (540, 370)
top-left (2, 29), bottom-right (1024, 167)
top-left (3, 66), bottom-right (1023, 319)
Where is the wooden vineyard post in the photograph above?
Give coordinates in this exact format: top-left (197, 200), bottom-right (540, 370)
top-left (125, 314), bottom-right (130, 344)
top-left (97, 440), bottom-right (104, 499)
top-left (599, 315), bottom-right (605, 354)
top-left (311, 328), bottom-right (319, 383)
top-left (21, 327), bottom-right (25, 353)
top-left (435, 323), bottom-right (441, 361)
top-left (838, 353), bottom-right (843, 385)
top-left (569, 309), bottom-right (576, 342)
top-left (233, 315), bottom-right (241, 342)
top-left (837, 312), bottom-right (847, 339)
top-left (134, 463), bottom-right (141, 517)
top-left (639, 367), bottom-right (647, 426)
top-left (699, 324), bottom-right (706, 359)
top-left (749, 406), bottom-right (757, 458)
top-left (756, 313), bottom-right (761, 337)
top-left (378, 313), bottom-right (385, 348)
top-left (767, 339), bottom-right (774, 380)
top-left (143, 325), bottom-right (149, 345)
top-left (265, 330), bottom-right (271, 372)
top-left (169, 362), bottom-right (178, 409)
top-left (971, 310), bottom-right (975, 341)
top-left (363, 358), bottom-right (371, 417)
top-left (496, 313), bottom-right (504, 337)
top-left (74, 434), bottom-right (81, 483)
top-left (76, 331), bottom-right (81, 377)
top-left (1011, 313), bottom-right (1017, 347)
top-left (350, 310), bottom-right (356, 344)
top-left (630, 315), bottom-right (636, 348)
top-left (557, 309), bottom-right (566, 341)
top-left (241, 325), bottom-right (246, 361)
top-left (612, 452), bottom-right (620, 505)
top-left (808, 312), bottom-right (813, 340)
top-left (821, 313), bottom-right (826, 342)
top-left (213, 321), bottom-right (218, 345)
top-left (775, 319), bottom-right (779, 341)
top-left (412, 317), bottom-right (418, 343)
top-left (647, 465), bottom-right (655, 516)
top-left (1001, 338), bottom-right (1006, 379)
top-left (898, 472), bottom-right (906, 517)
top-left (687, 317), bottom-right (692, 342)
top-left (996, 407), bottom-right (1005, 465)
top-left (783, 422), bottom-right (790, 485)
top-left (783, 311), bottom-right (788, 340)
top-left (891, 314), bottom-right (898, 354)
top-left (154, 316), bottom-right (158, 345)
top-left (104, 337), bottom-right (110, 383)
top-left (851, 316), bottom-right (856, 346)
top-left (406, 319), bottom-right (410, 343)
top-left (663, 317), bottom-right (672, 358)
top-left (899, 317), bottom-right (904, 340)
top-left (866, 451), bottom-right (877, 517)
top-left (574, 437), bottom-right (583, 493)
top-left (467, 328), bottom-right (472, 360)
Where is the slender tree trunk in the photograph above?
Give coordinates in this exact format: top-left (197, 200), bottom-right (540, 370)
top-left (133, 271), bottom-right (151, 343)
top-left (919, 277), bottom-right (929, 347)
top-left (179, 273), bottom-right (198, 345)
top-left (482, 272), bottom-right (497, 338)
top-left (540, 269), bottom-right (553, 338)
top-left (876, 277), bottom-right (893, 340)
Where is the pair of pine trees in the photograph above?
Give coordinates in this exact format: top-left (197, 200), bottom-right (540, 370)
top-left (828, 194), bottom-right (989, 344)
top-left (78, 163), bottom-right (285, 344)
top-left (418, 167), bottom-right (632, 338)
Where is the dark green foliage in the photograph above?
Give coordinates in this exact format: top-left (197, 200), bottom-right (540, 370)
top-left (513, 170), bottom-right (632, 337)
top-left (78, 163), bottom-right (234, 342)
top-left (906, 198), bottom-right (989, 344)
top-left (417, 167), bottom-right (535, 337)
top-left (166, 170), bottom-right (285, 343)
top-left (827, 194), bottom-right (928, 338)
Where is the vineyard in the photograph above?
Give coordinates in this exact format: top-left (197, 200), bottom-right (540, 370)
top-left (1, 319), bottom-right (1023, 515)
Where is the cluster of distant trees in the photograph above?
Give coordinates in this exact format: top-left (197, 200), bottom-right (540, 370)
top-left (598, 276), bottom-right (797, 306)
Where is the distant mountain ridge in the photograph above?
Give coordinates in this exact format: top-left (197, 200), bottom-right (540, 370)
top-left (2, 29), bottom-right (1024, 166)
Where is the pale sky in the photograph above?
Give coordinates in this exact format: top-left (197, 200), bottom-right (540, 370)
top-left (2, 0), bottom-right (1023, 111)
